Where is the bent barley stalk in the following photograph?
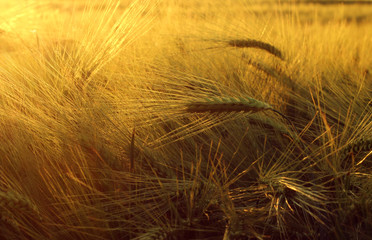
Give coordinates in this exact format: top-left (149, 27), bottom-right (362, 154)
top-left (227, 39), bottom-right (284, 60)
top-left (241, 56), bottom-right (296, 90)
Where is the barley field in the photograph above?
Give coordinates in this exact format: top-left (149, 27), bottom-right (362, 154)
top-left (0, 0), bottom-right (371, 239)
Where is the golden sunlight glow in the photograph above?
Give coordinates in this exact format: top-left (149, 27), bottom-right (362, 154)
top-left (0, 0), bottom-right (371, 239)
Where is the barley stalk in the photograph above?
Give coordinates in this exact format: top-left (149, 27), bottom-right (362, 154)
top-left (240, 56), bottom-right (296, 91)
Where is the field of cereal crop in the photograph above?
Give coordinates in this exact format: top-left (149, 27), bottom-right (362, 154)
top-left (1, 0), bottom-right (371, 239)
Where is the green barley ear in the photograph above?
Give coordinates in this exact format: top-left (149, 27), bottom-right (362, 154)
top-left (0, 190), bottom-right (38, 214)
top-left (340, 138), bottom-right (372, 161)
top-left (227, 39), bottom-right (284, 60)
top-left (0, 190), bottom-right (41, 231)
top-left (185, 95), bottom-right (297, 132)
top-left (185, 95), bottom-right (301, 145)
top-left (185, 96), bottom-right (273, 114)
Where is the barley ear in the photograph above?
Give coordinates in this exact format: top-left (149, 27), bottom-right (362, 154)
top-left (341, 138), bottom-right (372, 161)
top-left (227, 39), bottom-right (284, 60)
top-left (0, 190), bottom-right (40, 220)
top-left (185, 95), bottom-right (302, 147)
top-left (185, 96), bottom-right (273, 114)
